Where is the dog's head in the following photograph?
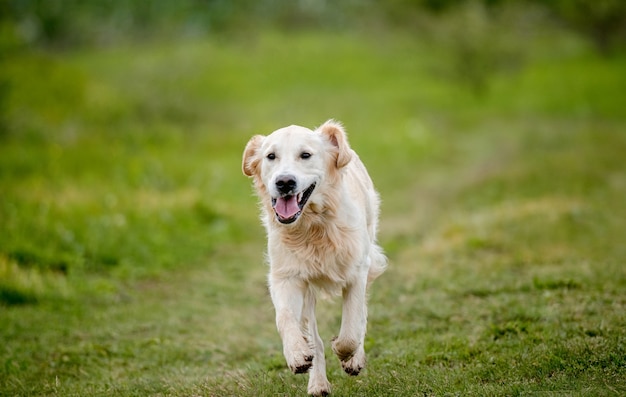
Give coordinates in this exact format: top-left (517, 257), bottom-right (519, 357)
top-left (242, 120), bottom-right (352, 225)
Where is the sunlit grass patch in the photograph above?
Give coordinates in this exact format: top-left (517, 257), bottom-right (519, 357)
top-left (420, 196), bottom-right (585, 256)
top-left (0, 257), bottom-right (72, 305)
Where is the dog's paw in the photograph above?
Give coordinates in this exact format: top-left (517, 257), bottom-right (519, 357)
top-left (307, 378), bottom-right (331, 396)
top-left (293, 356), bottom-right (314, 374)
top-left (340, 348), bottom-right (366, 376)
top-left (286, 350), bottom-right (314, 374)
top-left (331, 336), bottom-right (358, 362)
top-left (332, 338), bottom-right (366, 376)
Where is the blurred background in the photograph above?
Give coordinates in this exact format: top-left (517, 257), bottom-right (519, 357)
top-left (1, 1), bottom-right (626, 395)
top-left (2, 0), bottom-right (626, 308)
top-left (2, 0), bottom-right (626, 52)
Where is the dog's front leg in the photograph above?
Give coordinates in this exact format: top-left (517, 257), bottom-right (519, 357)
top-left (269, 276), bottom-right (314, 374)
top-left (303, 288), bottom-right (331, 396)
top-left (332, 271), bottom-right (368, 376)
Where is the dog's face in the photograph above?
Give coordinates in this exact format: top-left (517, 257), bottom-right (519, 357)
top-left (243, 121), bottom-right (352, 225)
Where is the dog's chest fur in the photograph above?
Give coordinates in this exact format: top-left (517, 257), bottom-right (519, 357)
top-left (270, 215), bottom-right (363, 294)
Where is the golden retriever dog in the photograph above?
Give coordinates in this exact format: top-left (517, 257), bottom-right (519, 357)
top-left (242, 120), bottom-right (387, 396)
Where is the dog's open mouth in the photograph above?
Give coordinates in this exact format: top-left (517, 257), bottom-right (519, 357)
top-left (271, 183), bottom-right (316, 224)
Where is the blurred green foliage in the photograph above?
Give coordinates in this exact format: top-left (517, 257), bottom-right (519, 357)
top-left (542, 0), bottom-right (626, 54)
top-left (0, 0), bottom-right (623, 114)
top-left (0, 0), bottom-right (624, 52)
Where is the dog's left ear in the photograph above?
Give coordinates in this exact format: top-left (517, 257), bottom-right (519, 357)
top-left (242, 135), bottom-right (265, 177)
top-left (318, 120), bottom-right (352, 168)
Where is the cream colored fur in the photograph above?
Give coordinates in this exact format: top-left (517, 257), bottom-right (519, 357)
top-left (242, 120), bottom-right (386, 396)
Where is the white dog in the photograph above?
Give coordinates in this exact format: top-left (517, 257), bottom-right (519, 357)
top-left (242, 120), bottom-right (387, 396)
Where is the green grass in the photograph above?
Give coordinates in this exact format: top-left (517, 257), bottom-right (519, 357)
top-left (1, 29), bottom-right (625, 396)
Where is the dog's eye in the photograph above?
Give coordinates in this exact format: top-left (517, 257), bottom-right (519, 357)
top-left (300, 152), bottom-right (312, 160)
top-left (267, 153), bottom-right (276, 160)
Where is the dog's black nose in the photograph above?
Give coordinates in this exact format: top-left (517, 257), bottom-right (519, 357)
top-left (275, 175), bottom-right (297, 195)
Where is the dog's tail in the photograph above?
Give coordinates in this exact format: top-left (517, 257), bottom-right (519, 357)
top-left (367, 244), bottom-right (387, 285)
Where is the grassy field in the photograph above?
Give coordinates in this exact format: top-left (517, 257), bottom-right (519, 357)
top-left (1, 29), bottom-right (625, 396)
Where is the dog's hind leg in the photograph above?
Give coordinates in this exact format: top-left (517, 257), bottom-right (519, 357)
top-left (269, 276), bottom-right (315, 374)
top-left (303, 288), bottom-right (331, 396)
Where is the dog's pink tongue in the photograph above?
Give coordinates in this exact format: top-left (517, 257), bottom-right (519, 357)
top-left (275, 196), bottom-right (299, 219)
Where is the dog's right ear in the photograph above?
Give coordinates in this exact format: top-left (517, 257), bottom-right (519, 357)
top-left (318, 119), bottom-right (352, 169)
top-left (242, 135), bottom-right (265, 177)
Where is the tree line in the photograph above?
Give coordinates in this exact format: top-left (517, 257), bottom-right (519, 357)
top-left (0, 0), bottom-right (624, 54)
